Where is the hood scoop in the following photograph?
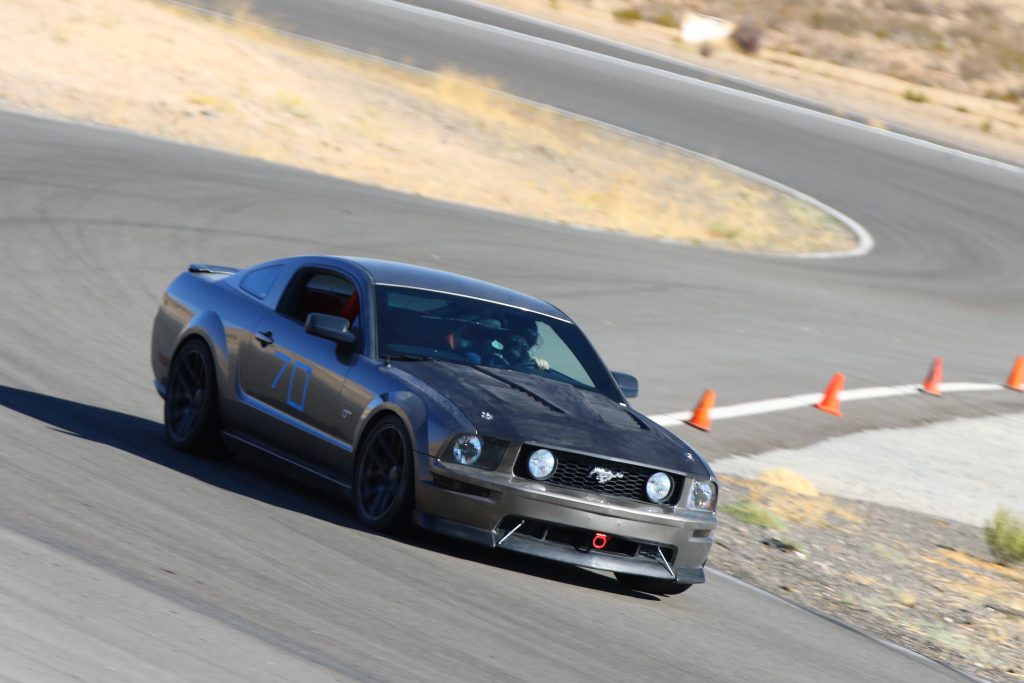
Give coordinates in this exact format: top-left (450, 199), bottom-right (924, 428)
top-left (470, 366), bottom-right (567, 415)
top-left (623, 409), bottom-right (650, 431)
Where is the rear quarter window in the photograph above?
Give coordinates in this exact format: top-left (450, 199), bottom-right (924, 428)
top-left (239, 265), bottom-right (283, 299)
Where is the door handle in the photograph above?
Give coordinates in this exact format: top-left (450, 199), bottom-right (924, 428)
top-left (255, 330), bottom-right (274, 347)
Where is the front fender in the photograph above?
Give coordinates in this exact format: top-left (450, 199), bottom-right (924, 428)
top-left (355, 383), bottom-right (475, 460)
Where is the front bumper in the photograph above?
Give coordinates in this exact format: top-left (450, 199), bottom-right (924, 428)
top-left (414, 455), bottom-right (715, 583)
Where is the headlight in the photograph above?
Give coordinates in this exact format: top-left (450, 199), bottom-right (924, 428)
top-left (451, 434), bottom-right (483, 465)
top-left (442, 434), bottom-right (506, 470)
top-left (527, 448), bottom-right (556, 480)
top-left (686, 479), bottom-right (717, 511)
top-left (645, 471), bottom-right (673, 503)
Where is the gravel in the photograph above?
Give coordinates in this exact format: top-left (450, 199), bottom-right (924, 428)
top-left (707, 412), bottom-right (1024, 681)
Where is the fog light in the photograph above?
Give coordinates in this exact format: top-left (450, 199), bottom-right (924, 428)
top-left (645, 471), bottom-right (673, 503)
top-left (527, 448), bottom-right (556, 480)
top-left (452, 435), bottom-right (483, 465)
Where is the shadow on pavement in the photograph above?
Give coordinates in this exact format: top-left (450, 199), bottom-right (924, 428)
top-left (0, 384), bottom-right (657, 599)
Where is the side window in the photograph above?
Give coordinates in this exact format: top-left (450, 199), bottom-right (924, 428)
top-left (279, 269), bottom-right (360, 326)
top-left (239, 265), bottom-right (283, 299)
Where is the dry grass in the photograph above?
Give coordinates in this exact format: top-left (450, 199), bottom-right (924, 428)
top-left (0, 0), bottom-right (854, 254)
top-left (720, 471), bottom-right (862, 528)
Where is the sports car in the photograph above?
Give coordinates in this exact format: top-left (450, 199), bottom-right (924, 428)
top-left (151, 255), bottom-right (717, 595)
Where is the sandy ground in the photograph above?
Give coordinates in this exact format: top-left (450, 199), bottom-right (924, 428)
top-left (712, 412), bottom-right (1024, 526)
top-left (477, 0), bottom-right (1024, 164)
top-left (0, 0), bottom-right (853, 254)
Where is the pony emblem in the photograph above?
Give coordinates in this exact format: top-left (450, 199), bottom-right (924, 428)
top-left (589, 466), bottom-right (625, 484)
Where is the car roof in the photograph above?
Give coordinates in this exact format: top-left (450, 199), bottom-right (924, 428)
top-left (333, 256), bottom-right (570, 321)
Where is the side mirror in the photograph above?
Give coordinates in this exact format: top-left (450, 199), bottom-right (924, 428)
top-left (305, 313), bottom-right (356, 345)
top-left (611, 371), bottom-right (639, 399)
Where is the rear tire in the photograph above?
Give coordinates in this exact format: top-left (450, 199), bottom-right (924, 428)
top-left (164, 338), bottom-right (224, 457)
top-left (615, 573), bottom-right (692, 595)
top-left (353, 416), bottom-right (415, 533)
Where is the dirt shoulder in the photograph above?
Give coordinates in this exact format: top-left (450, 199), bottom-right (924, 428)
top-left (0, 0), bottom-right (854, 255)
top-left (713, 470), bottom-right (1024, 683)
top-left (471, 0), bottom-right (1024, 165)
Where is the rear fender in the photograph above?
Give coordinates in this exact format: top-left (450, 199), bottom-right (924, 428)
top-left (175, 310), bottom-right (230, 396)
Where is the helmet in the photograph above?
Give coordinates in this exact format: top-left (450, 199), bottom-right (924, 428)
top-left (503, 314), bottom-right (539, 363)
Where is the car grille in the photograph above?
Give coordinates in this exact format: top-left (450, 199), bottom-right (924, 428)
top-left (515, 448), bottom-right (683, 505)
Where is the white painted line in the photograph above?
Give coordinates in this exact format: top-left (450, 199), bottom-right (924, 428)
top-left (707, 569), bottom-right (993, 683)
top-left (368, 0), bottom-right (1023, 177)
top-left (648, 382), bottom-right (1007, 427)
top-left (423, 0), bottom-right (854, 126)
top-left (165, 0), bottom-right (874, 259)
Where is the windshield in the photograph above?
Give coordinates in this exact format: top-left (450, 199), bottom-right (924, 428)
top-left (375, 286), bottom-right (621, 400)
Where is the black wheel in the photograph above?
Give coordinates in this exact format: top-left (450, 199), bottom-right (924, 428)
top-left (353, 416), bottom-right (415, 532)
top-left (164, 338), bottom-right (223, 456)
top-left (615, 573), bottom-right (692, 595)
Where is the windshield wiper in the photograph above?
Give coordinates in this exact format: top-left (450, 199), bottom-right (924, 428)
top-left (381, 353), bottom-right (435, 362)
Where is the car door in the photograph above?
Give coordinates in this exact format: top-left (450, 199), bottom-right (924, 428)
top-left (237, 268), bottom-right (360, 474)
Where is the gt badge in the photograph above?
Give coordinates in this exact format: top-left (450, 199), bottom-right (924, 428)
top-left (589, 467), bottom-right (624, 484)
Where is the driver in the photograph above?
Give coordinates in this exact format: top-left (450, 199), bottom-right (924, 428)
top-left (447, 315), bottom-right (550, 371)
top-left (502, 315), bottom-right (550, 371)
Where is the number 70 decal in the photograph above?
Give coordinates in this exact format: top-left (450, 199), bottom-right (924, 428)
top-left (271, 351), bottom-right (312, 412)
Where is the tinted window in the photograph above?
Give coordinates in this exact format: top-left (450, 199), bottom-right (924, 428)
top-left (278, 269), bottom-right (360, 325)
top-left (239, 265), bottom-right (283, 299)
top-left (376, 286), bottom-right (619, 400)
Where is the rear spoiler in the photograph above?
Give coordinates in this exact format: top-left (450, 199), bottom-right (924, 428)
top-left (188, 263), bottom-right (239, 275)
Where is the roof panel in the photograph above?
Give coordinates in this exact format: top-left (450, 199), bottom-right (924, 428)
top-left (337, 256), bottom-right (568, 320)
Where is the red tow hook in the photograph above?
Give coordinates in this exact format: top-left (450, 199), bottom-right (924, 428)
top-left (592, 532), bottom-right (608, 550)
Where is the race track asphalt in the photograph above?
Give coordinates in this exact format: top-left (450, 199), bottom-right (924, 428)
top-left (185, 0), bottom-right (1024, 413)
top-left (1, 0), bottom-right (1022, 679)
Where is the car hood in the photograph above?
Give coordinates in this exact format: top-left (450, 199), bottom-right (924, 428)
top-left (394, 360), bottom-right (710, 477)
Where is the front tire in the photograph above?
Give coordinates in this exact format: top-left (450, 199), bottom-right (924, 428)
top-left (353, 416), bottom-right (415, 532)
top-left (164, 338), bottom-right (223, 456)
top-left (615, 573), bottom-right (692, 595)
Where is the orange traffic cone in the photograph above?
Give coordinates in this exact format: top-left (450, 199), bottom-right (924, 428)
top-left (815, 372), bottom-right (845, 416)
top-left (920, 356), bottom-right (943, 396)
top-left (687, 389), bottom-right (716, 431)
top-left (1007, 355), bottom-right (1024, 392)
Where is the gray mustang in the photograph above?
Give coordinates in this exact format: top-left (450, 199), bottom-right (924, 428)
top-left (152, 255), bottom-right (717, 595)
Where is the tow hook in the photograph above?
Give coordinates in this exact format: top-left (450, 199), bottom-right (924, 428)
top-left (592, 532), bottom-right (608, 550)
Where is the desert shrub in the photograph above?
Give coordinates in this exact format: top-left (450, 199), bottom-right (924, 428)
top-left (650, 10), bottom-right (678, 27)
top-left (882, 0), bottom-right (938, 14)
top-left (722, 501), bottom-right (784, 529)
top-left (903, 89), bottom-right (928, 102)
top-left (984, 508), bottom-right (1024, 565)
top-left (964, 1), bottom-right (1003, 23)
top-left (983, 88), bottom-right (1021, 103)
top-left (958, 55), bottom-right (998, 81)
top-left (731, 23), bottom-right (763, 54)
top-left (987, 42), bottom-right (1024, 71)
top-left (612, 7), bottom-right (641, 22)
